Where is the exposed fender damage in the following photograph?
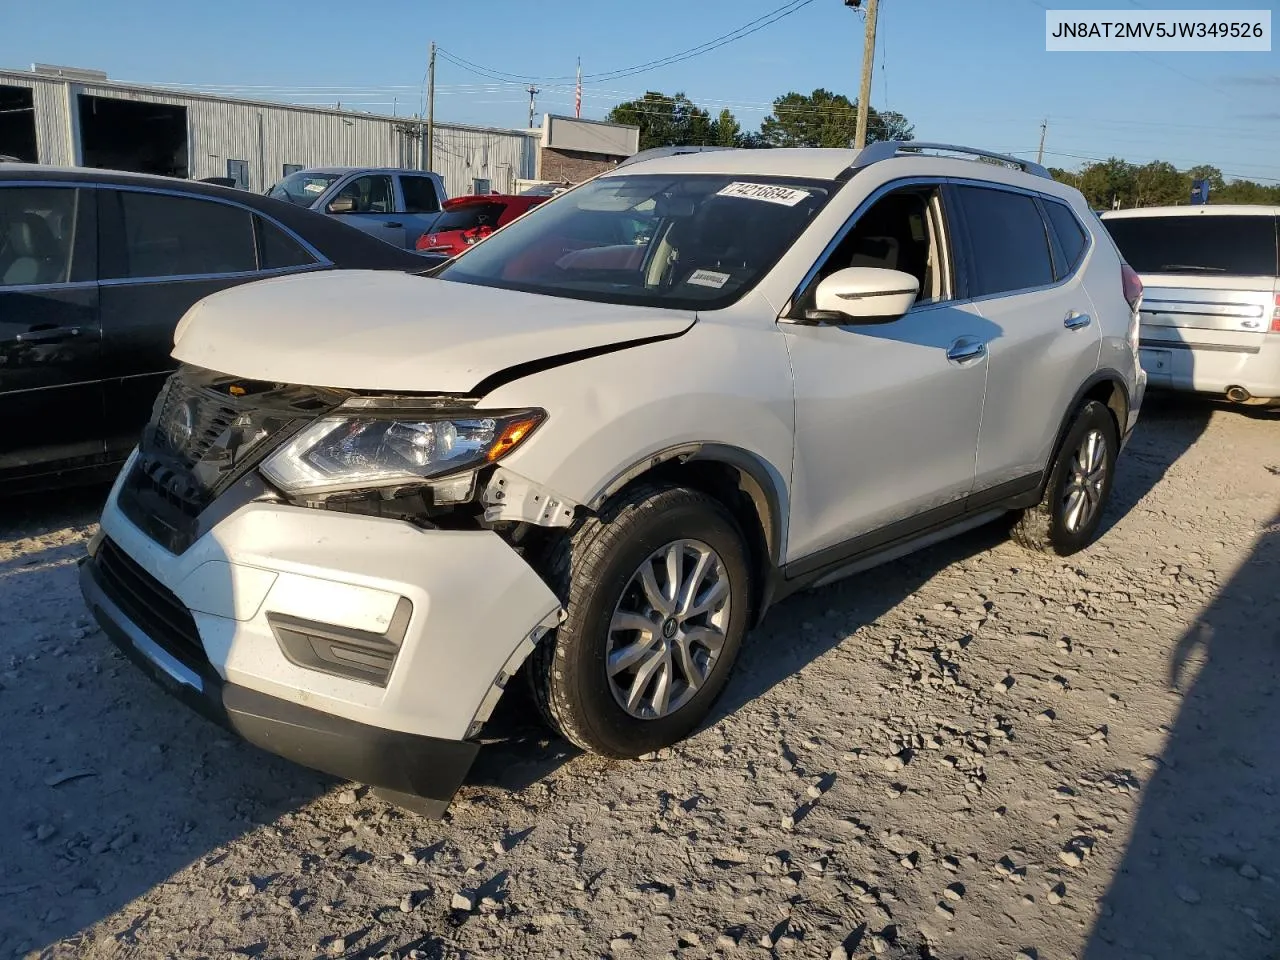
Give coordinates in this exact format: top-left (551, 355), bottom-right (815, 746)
top-left (482, 468), bottom-right (580, 527)
top-left (466, 609), bottom-right (563, 738)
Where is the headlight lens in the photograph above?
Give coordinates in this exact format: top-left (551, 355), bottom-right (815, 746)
top-left (261, 409), bottom-right (544, 496)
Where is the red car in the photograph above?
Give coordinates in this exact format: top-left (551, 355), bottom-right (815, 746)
top-left (415, 193), bottom-right (548, 256)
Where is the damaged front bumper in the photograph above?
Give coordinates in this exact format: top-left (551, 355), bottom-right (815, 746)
top-left (79, 475), bottom-right (561, 817)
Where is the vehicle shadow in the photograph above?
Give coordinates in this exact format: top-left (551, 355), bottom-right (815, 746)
top-left (0, 492), bottom-right (332, 958)
top-left (1096, 391), bottom-right (1211, 537)
top-left (717, 395), bottom-right (1210, 724)
top-left (1082, 512), bottom-right (1280, 959)
top-left (0, 483), bottom-right (110, 542)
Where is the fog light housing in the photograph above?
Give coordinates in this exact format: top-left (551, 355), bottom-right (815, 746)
top-left (268, 598), bottom-right (412, 687)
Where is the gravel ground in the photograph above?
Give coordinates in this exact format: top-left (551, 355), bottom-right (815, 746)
top-left (1, 396), bottom-right (1277, 960)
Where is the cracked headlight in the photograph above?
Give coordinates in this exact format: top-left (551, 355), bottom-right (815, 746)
top-left (261, 410), bottom-right (544, 496)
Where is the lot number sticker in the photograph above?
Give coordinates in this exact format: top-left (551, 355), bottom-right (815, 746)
top-left (716, 182), bottom-right (811, 206)
top-left (687, 269), bottom-right (731, 289)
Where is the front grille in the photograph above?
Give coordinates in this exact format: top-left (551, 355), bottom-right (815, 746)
top-left (117, 365), bottom-right (347, 553)
top-left (95, 537), bottom-right (205, 671)
top-left (153, 373), bottom-right (243, 469)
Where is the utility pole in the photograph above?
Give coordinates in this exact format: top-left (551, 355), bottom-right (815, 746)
top-left (426, 42), bottom-right (436, 172)
top-left (850, 0), bottom-right (879, 150)
top-left (1037, 118), bottom-right (1047, 166)
top-left (527, 84), bottom-right (540, 129)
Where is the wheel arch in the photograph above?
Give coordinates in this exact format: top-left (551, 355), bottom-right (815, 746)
top-left (585, 443), bottom-right (787, 624)
top-left (1044, 371), bottom-right (1130, 495)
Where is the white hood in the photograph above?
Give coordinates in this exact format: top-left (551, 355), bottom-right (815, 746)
top-left (171, 270), bottom-right (695, 394)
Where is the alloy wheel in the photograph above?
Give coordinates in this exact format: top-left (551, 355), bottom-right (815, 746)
top-left (605, 538), bottom-right (732, 720)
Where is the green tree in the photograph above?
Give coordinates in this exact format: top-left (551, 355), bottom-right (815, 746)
top-left (1133, 160), bottom-right (1185, 207)
top-left (1077, 158), bottom-right (1137, 209)
top-left (711, 109), bottom-right (741, 148)
top-left (759, 88), bottom-right (914, 148)
top-left (1048, 167), bottom-right (1082, 190)
top-left (1185, 164), bottom-right (1226, 193)
top-left (1044, 156), bottom-right (1280, 208)
top-left (1215, 179), bottom-right (1280, 204)
top-left (606, 92), bottom-right (717, 150)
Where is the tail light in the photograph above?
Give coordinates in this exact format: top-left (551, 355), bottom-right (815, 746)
top-left (1121, 262), bottom-right (1143, 353)
top-left (1121, 263), bottom-right (1143, 312)
top-left (463, 225), bottom-right (493, 246)
top-left (1271, 294), bottom-right (1280, 333)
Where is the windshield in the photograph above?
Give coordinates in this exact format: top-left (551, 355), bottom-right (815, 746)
top-left (1104, 214), bottom-right (1279, 276)
top-left (437, 173), bottom-right (835, 310)
top-left (267, 171), bottom-right (342, 207)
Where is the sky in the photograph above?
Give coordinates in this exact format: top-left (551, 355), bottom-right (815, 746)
top-left (3, 0), bottom-right (1279, 182)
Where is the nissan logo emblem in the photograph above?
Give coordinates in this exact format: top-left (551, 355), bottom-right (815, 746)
top-left (170, 399), bottom-right (197, 449)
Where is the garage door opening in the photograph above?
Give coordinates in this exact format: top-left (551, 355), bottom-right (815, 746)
top-left (0, 85), bottom-right (37, 162)
top-left (78, 95), bottom-right (188, 178)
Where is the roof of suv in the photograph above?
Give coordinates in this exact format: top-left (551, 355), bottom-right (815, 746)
top-left (610, 147), bottom-right (860, 180)
top-left (1102, 204), bottom-right (1280, 219)
top-left (606, 143), bottom-right (1076, 200)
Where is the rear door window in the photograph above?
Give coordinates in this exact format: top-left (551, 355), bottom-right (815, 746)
top-left (109, 191), bottom-right (256, 280)
top-left (400, 176), bottom-right (441, 214)
top-left (954, 186), bottom-right (1055, 297)
top-left (333, 175), bottom-right (395, 214)
top-left (1103, 215), bottom-right (1279, 276)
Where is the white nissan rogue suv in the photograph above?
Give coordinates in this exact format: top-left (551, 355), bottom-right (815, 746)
top-left (80, 142), bottom-right (1146, 816)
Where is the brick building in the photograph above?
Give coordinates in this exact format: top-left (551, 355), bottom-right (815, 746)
top-left (536, 113), bottom-right (639, 184)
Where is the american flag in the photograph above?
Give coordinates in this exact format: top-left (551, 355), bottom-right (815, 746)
top-left (575, 59), bottom-right (582, 118)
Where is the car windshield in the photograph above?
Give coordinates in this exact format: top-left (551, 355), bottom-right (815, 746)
top-left (267, 171), bottom-right (342, 207)
top-left (437, 173), bottom-right (835, 310)
top-left (1104, 214), bottom-right (1279, 276)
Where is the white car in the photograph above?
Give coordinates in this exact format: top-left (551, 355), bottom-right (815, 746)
top-left (80, 142), bottom-right (1146, 816)
top-left (1101, 204), bottom-right (1280, 405)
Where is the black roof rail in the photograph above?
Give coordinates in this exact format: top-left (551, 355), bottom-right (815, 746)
top-left (615, 145), bottom-right (737, 169)
top-left (851, 141), bottom-right (1053, 180)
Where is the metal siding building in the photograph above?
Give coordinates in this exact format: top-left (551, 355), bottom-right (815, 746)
top-left (0, 67), bottom-right (539, 198)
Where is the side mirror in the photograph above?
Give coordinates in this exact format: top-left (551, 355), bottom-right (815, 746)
top-left (806, 267), bottom-right (919, 324)
top-left (327, 196), bottom-right (357, 214)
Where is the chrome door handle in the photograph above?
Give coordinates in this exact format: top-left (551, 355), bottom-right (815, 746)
top-left (384, 221), bottom-right (403, 228)
top-left (1064, 311), bottom-right (1092, 330)
top-left (947, 337), bottom-right (987, 364)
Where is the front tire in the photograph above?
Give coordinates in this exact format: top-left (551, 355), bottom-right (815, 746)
top-left (1013, 400), bottom-right (1119, 556)
top-left (527, 484), bottom-right (751, 758)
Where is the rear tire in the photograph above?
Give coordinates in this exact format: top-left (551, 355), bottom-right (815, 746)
top-left (1013, 400), bottom-right (1118, 556)
top-left (527, 484), bottom-right (751, 758)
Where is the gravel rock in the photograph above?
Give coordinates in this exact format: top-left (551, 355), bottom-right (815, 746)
top-left (451, 890), bottom-right (476, 912)
top-left (1175, 884), bottom-right (1201, 904)
top-left (1240, 864), bottom-right (1260, 880)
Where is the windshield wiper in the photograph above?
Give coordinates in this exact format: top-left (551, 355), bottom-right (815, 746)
top-left (1158, 263), bottom-right (1226, 272)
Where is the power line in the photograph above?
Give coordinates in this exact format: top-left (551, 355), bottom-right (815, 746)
top-left (436, 0), bottom-right (818, 86)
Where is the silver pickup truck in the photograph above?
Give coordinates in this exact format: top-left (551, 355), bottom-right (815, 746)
top-left (266, 167), bottom-right (448, 250)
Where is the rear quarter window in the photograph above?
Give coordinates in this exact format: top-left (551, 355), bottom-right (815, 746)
top-left (1103, 215), bottom-right (1280, 276)
top-left (1044, 200), bottom-right (1089, 277)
